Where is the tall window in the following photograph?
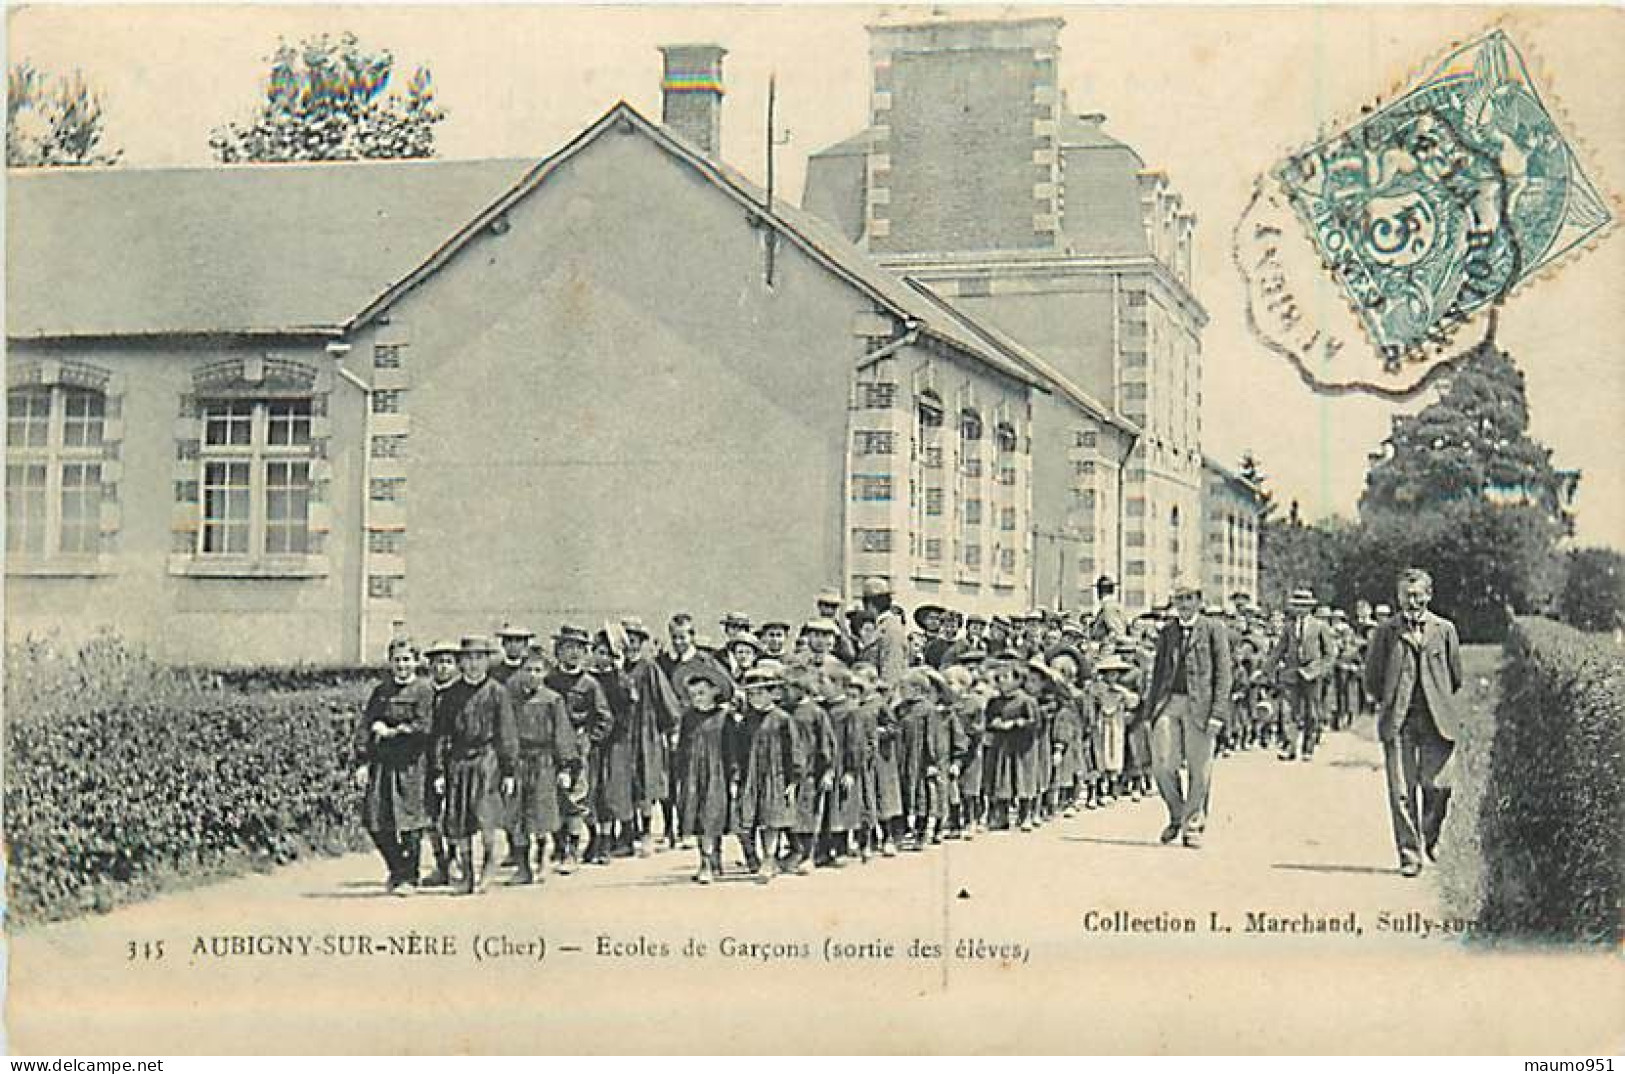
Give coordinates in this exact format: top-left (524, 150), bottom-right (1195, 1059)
top-left (6, 386), bottom-right (105, 556)
top-left (198, 398), bottom-right (312, 556)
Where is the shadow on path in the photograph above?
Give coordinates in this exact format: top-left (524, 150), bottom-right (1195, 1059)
top-left (1061, 835), bottom-right (1166, 850)
top-left (1271, 862), bottom-right (1396, 877)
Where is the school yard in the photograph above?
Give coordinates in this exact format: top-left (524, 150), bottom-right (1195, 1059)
top-left (13, 643), bottom-right (1618, 1053)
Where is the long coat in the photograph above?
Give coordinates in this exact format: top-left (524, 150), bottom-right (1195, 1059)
top-left (544, 667), bottom-right (612, 823)
top-left (355, 676), bottom-right (436, 834)
top-left (871, 699), bottom-right (904, 821)
top-left (823, 697), bottom-right (866, 833)
top-left (591, 667), bottom-right (638, 823)
top-left (895, 697), bottom-right (941, 819)
top-left (1050, 689), bottom-right (1087, 790)
top-left (677, 703), bottom-right (734, 842)
top-left (950, 693), bottom-right (987, 804)
top-left (738, 705), bottom-right (803, 831)
top-left (623, 656), bottom-right (682, 809)
top-left (510, 681), bottom-right (580, 836)
top-left (984, 690), bottom-right (1039, 802)
top-left (789, 698), bottom-right (836, 835)
top-left (436, 676), bottom-right (518, 839)
top-left (1363, 611), bottom-right (1463, 742)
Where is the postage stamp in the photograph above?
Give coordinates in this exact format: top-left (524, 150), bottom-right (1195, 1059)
top-left (1243, 28), bottom-right (1613, 395)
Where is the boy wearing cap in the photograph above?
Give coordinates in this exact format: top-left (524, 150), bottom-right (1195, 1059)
top-left (984, 654), bottom-right (1040, 830)
top-left (422, 639), bottom-right (466, 886)
top-left (784, 667), bottom-right (836, 874)
top-left (736, 664), bottom-right (804, 883)
top-left (815, 589), bottom-right (857, 665)
top-left (818, 663), bottom-right (864, 865)
top-left (509, 651), bottom-right (580, 885)
top-left (353, 638), bottom-right (436, 895)
top-left (673, 662), bottom-right (736, 883)
top-left (589, 632), bottom-right (636, 864)
top-left (621, 620), bottom-right (682, 856)
top-left (491, 624), bottom-right (535, 865)
top-left (490, 625), bottom-right (536, 686)
top-left (545, 626), bottom-right (613, 872)
top-left (435, 637), bottom-right (519, 894)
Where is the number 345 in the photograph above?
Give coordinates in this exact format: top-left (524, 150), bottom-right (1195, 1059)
top-left (126, 939), bottom-right (165, 961)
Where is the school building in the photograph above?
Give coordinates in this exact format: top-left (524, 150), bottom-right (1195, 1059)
top-left (5, 15), bottom-right (1262, 667)
top-left (803, 12), bottom-right (1258, 615)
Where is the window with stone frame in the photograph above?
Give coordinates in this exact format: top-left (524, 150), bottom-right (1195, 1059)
top-left (5, 385), bottom-right (107, 557)
top-left (197, 398), bottom-right (313, 556)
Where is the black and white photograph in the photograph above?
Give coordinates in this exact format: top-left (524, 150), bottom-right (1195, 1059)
top-left (3, 2), bottom-right (1622, 1057)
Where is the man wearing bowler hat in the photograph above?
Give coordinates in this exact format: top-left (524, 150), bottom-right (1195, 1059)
top-left (490, 623), bottom-right (536, 686)
top-left (1144, 581), bottom-right (1231, 849)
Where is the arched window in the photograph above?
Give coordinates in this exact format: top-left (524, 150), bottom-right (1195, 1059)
top-left (6, 383), bottom-right (107, 556)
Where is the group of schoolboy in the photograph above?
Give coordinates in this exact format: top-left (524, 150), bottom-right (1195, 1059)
top-left (352, 575), bottom-right (1385, 894)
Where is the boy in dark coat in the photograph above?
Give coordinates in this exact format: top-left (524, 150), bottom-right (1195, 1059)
top-left (675, 661), bottom-right (737, 883)
top-left (354, 638), bottom-right (436, 895)
top-left (422, 639), bottom-right (466, 886)
top-left (509, 650), bottom-right (580, 885)
top-left (784, 668), bottom-right (835, 875)
top-left (544, 625), bottom-right (613, 873)
top-left (620, 619), bottom-right (682, 856)
top-left (435, 636), bottom-right (518, 895)
top-left (736, 662), bottom-right (804, 884)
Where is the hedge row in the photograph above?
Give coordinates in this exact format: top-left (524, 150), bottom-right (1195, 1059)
top-left (1478, 617), bottom-right (1624, 943)
top-left (4, 635), bottom-right (371, 925)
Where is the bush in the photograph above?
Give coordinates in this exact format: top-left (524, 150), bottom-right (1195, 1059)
top-left (4, 633), bottom-right (371, 925)
top-left (1477, 617), bottom-right (1624, 943)
top-left (1557, 547), bottom-right (1625, 634)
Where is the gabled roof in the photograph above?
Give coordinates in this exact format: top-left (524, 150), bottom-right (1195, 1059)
top-left (347, 101), bottom-right (1047, 392)
top-left (900, 277), bottom-right (1139, 439)
top-left (8, 100), bottom-right (1048, 398)
top-left (7, 157), bottom-right (535, 339)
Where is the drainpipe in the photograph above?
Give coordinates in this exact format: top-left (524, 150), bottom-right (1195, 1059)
top-left (327, 341), bottom-right (371, 665)
top-left (846, 319), bottom-right (921, 598)
top-left (1115, 428), bottom-right (1138, 608)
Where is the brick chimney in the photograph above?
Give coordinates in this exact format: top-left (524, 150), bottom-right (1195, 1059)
top-left (658, 44), bottom-right (727, 158)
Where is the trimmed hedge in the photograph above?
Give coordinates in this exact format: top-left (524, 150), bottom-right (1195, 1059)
top-left (4, 635), bottom-right (370, 925)
top-left (1478, 617), bottom-right (1624, 943)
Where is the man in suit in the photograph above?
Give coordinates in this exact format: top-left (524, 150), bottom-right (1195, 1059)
top-left (1145, 581), bottom-right (1232, 849)
top-left (1363, 568), bottom-right (1463, 878)
top-left (1269, 587), bottom-right (1337, 761)
top-left (1088, 575), bottom-right (1129, 644)
top-left (859, 577), bottom-right (909, 685)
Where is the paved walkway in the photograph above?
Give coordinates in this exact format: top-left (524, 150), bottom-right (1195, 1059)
top-left (9, 725), bottom-right (1620, 1053)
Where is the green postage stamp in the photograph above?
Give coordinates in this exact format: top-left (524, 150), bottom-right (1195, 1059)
top-left (1272, 29), bottom-right (1611, 369)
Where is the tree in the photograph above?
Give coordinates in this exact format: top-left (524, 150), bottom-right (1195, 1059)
top-left (1361, 342), bottom-right (1570, 529)
top-left (7, 62), bottom-right (121, 167)
top-left (1352, 343), bottom-right (1570, 640)
top-left (1557, 547), bottom-right (1625, 633)
top-left (210, 33), bottom-right (445, 163)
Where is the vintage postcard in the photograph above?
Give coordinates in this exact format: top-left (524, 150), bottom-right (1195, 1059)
top-left (3, 2), bottom-right (1622, 1057)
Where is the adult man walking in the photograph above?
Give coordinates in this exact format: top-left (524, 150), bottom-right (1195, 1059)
top-left (1363, 568), bottom-right (1463, 878)
top-left (1145, 582), bottom-right (1232, 849)
top-left (1269, 588), bottom-right (1336, 761)
top-left (858, 578), bottom-right (909, 685)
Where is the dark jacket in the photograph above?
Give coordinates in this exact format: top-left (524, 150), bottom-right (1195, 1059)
top-left (1147, 615), bottom-right (1233, 729)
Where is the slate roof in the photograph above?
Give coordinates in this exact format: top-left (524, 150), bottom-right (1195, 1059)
top-left (6, 157), bottom-right (536, 338)
top-left (6, 101), bottom-right (1048, 398)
